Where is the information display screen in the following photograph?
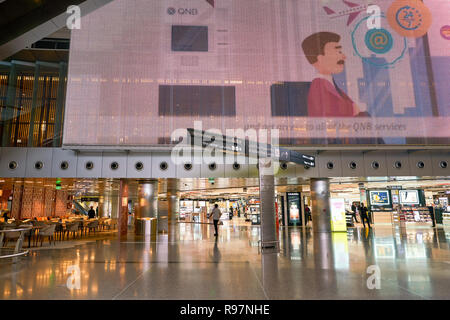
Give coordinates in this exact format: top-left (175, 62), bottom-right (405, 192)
top-left (369, 190), bottom-right (391, 206)
top-left (399, 190), bottom-right (420, 204)
top-left (287, 192), bottom-right (301, 226)
top-left (63, 0), bottom-right (450, 146)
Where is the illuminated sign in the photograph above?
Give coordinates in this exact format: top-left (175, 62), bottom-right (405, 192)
top-left (330, 198), bottom-right (347, 232)
top-left (369, 190), bottom-right (391, 206)
top-left (399, 190), bottom-right (420, 204)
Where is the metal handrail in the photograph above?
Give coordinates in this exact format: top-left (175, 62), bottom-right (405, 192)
top-left (0, 227), bottom-right (33, 233)
top-left (0, 227), bottom-right (31, 262)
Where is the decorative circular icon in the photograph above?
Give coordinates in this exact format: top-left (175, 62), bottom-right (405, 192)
top-left (441, 25), bottom-right (450, 40)
top-left (387, 0), bottom-right (432, 38)
top-left (365, 28), bottom-right (393, 54)
top-left (167, 7), bottom-right (176, 15)
top-left (352, 14), bottom-right (407, 69)
top-left (395, 6), bottom-right (422, 31)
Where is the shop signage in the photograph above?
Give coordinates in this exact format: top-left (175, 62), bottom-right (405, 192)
top-left (81, 197), bottom-right (99, 202)
top-left (286, 192), bottom-right (301, 226)
top-left (330, 198), bottom-right (347, 232)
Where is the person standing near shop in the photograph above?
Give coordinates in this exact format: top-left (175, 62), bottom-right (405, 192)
top-left (229, 206), bottom-right (233, 220)
top-left (360, 202), bottom-right (371, 228)
top-left (208, 204), bottom-right (222, 237)
top-left (351, 202), bottom-right (360, 223)
top-left (2, 210), bottom-right (9, 222)
top-left (428, 205), bottom-right (436, 228)
top-left (304, 205), bottom-right (311, 225)
top-left (88, 206), bottom-right (96, 219)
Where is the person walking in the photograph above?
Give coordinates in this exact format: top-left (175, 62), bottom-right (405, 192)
top-left (208, 204), bottom-right (222, 237)
top-left (88, 206), bottom-right (96, 219)
top-left (360, 202), bottom-right (371, 228)
top-left (351, 202), bottom-right (360, 223)
top-left (304, 205), bottom-right (311, 225)
top-left (229, 206), bottom-right (233, 220)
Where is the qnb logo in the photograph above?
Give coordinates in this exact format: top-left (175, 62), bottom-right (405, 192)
top-left (167, 7), bottom-right (198, 15)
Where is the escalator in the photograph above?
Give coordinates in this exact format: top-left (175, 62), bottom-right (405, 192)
top-left (73, 200), bottom-right (88, 215)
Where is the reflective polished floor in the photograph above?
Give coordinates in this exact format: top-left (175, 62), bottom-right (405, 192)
top-left (1, 218), bottom-right (450, 300)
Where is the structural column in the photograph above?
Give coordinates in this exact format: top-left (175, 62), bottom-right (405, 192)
top-left (258, 158), bottom-right (277, 249)
top-left (167, 178), bottom-right (178, 241)
top-left (118, 179), bottom-right (129, 241)
top-left (135, 180), bottom-right (158, 237)
top-left (136, 180), bottom-right (158, 219)
top-left (97, 196), bottom-right (106, 218)
top-left (310, 178), bottom-right (331, 233)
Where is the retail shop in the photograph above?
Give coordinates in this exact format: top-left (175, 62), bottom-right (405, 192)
top-left (327, 178), bottom-right (450, 228)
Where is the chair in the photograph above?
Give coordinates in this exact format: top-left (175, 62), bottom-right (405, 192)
top-left (110, 219), bottom-right (118, 230)
top-left (103, 219), bottom-right (111, 230)
top-left (98, 218), bottom-right (106, 231)
top-left (31, 220), bottom-right (46, 227)
top-left (65, 221), bottom-right (80, 240)
top-left (86, 220), bottom-right (99, 235)
top-left (36, 224), bottom-right (56, 246)
top-left (18, 223), bottom-right (33, 245)
top-left (78, 220), bottom-right (85, 235)
top-left (54, 222), bottom-right (64, 241)
top-left (2, 225), bottom-right (20, 247)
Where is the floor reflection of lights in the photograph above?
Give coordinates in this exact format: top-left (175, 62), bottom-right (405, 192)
top-left (1, 222), bottom-right (450, 299)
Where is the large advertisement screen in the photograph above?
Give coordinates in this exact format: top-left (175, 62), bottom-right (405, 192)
top-left (63, 0), bottom-right (450, 146)
top-left (399, 190), bottom-right (420, 204)
top-left (287, 192), bottom-right (301, 226)
top-left (369, 190), bottom-right (390, 206)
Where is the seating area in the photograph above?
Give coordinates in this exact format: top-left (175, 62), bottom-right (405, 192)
top-left (0, 216), bottom-right (118, 248)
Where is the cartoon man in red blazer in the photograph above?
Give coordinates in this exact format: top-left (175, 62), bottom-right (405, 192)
top-left (302, 32), bottom-right (362, 117)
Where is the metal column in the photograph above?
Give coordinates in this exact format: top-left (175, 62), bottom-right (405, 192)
top-left (136, 180), bottom-right (158, 219)
top-left (258, 158), bottom-right (277, 251)
top-left (118, 179), bottom-right (129, 240)
top-left (310, 178), bottom-right (331, 233)
top-left (167, 178), bottom-right (178, 241)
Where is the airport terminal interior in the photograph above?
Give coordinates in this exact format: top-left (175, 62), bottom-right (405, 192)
top-left (1, 0), bottom-right (450, 301)
top-left (1, 176), bottom-right (450, 299)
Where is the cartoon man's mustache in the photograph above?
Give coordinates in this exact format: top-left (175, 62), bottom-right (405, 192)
top-left (337, 60), bottom-right (345, 65)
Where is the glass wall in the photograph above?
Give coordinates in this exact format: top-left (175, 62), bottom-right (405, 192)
top-left (0, 61), bottom-right (67, 147)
